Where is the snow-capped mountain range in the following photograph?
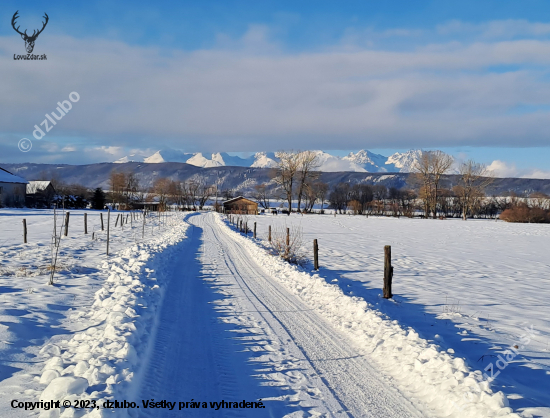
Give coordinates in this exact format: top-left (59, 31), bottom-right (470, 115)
top-left (115, 149), bottom-right (425, 173)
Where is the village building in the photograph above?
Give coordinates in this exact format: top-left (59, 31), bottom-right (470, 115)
top-left (0, 167), bottom-right (28, 207)
top-left (222, 196), bottom-right (258, 214)
top-left (26, 181), bottom-right (56, 208)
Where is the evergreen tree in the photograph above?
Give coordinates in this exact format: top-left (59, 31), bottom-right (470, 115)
top-left (91, 187), bottom-right (106, 210)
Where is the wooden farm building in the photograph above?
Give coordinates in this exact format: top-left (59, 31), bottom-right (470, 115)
top-left (0, 167), bottom-right (28, 207)
top-left (26, 181), bottom-right (56, 208)
top-left (222, 196), bottom-right (258, 214)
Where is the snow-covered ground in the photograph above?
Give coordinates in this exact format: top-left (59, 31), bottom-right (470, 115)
top-left (0, 208), bottom-right (187, 417)
top-left (238, 212), bottom-right (550, 417)
top-left (1, 209), bottom-right (549, 417)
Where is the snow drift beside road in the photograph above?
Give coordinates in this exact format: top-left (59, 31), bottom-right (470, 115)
top-left (34, 216), bottom-right (189, 418)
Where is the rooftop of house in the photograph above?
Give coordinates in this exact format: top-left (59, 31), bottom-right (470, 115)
top-left (26, 181), bottom-right (53, 194)
top-left (222, 196), bottom-right (256, 205)
top-left (0, 167), bottom-right (28, 184)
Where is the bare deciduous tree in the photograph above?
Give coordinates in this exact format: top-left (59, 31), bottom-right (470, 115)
top-left (295, 151), bottom-right (320, 212)
top-left (273, 151), bottom-right (301, 215)
top-left (125, 172), bottom-right (141, 207)
top-left (454, 160), bottom-right (493, 220)
top-left (221, 189), bottom-right (234, 201)
top-left (329, 182), bottom-right (350, 214)
top-left (197, 183), bottom-right (215, 210)
top-left (253, 184), bottom-right (272, 209)
top-left (151, 177), bottom-right (172, 210)
top-left (315, 182), bottom-right (329, 213)
top-left (411, 150), bottom-right (454, 218)
top-left (109, 171), bottom-right (126, 206)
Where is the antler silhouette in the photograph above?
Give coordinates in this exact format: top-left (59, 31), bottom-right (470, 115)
top-left (11, 11), bottom-right (25, 37)
top-left (11, 11), bottom-right (49, 40)
top-left (33, 13), bottom-right (49, 39)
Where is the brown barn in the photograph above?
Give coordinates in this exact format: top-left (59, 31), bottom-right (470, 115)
top-left (223, 196), bottom-right (258, 215)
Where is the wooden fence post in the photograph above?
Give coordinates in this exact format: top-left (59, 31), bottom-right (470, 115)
top-left (383, 245), bottom-right (393, 299)
top-left (313, 239), bottom-right (319, 270)
top-left (268, 225), bottom-right (271, 242)
top-left (115, 214), bottom-right (120, 227)
top-left (106, 209), bottom-right (111, 256)
top-left (84, 213), bottom-right (88, 234)
top-left (23, 219), bottom-right (27, 244)
top-left (64, 212), bottom-right (70, 237)
top-left (100, 213), bottom-right (104, 231)
top-left (253, 222), bottom-right (256, 238)
top-left (142, 210), bottom-right (145, 239)
top-left (286, 227), bottom-right (290, 251)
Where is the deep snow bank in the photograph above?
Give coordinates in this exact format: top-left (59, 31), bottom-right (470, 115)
top-left (37, 215), bottom-right (190, 418)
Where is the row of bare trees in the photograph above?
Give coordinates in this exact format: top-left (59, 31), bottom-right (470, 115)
top-left (267, 149), bottom-right (496, 219)
top-left (109, 171), bottom-right (216, 210)
top-left (410, 151), bottom-right (493, 220)
top-left (273, 151), bottom-right (322, 214)
top-left (326, 182), bottom-right (511, 219)
top-left (150, 177), bottom-right (216, 210)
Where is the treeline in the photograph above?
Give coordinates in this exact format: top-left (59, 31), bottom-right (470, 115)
top-left (263, 150), bottom-right (498, 219)
top-left (254, 179), bottom-right (550, 220)
top-left (35, 170), bottom-right (221, 211)
top-left (32, 158), bottom-right (550, 222)
top-left (109, 172), bottom-right (218, 210)
top-left (259, 150), bottom-right (550, 222)
top-left (328, 183), bottom-right (513, 219)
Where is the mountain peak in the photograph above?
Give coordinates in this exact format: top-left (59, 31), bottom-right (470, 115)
top-left (116, 147), bottom-right (433, 173)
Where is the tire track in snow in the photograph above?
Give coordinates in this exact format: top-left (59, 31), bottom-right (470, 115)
top-left (136, 221), bottom-right (254, 418)
top-left (200, 213), bottom-right (424, 418)
top-left (136, 213), bottom-right (425, 417)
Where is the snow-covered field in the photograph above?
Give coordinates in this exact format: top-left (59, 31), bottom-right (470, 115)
top-left (0, 208), bottom-right (187, 417)
top-left (239, 212), bottom-right (550, 417)
top-left (1, 209), bottom-right (549, 418)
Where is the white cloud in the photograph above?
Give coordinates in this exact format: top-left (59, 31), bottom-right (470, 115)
top-left (487, 160), bottom-right (550, 179)
top-left (90, 146), bottom-right (123, 155)
top-left (2, 23), bottom-right (550, 158)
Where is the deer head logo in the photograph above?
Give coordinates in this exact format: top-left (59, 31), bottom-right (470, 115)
top-left (12, 11), bottom-right (49, 54)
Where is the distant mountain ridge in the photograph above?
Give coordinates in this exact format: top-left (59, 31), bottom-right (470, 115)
top-left (2, 162), bottom-right (549, 197)
top-left (115, 149), bottom-right (428, 173)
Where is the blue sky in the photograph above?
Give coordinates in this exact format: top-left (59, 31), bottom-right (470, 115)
top-left (1, 0), bottom-right (550, 177)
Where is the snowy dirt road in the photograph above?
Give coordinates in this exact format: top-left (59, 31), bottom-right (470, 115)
top-left (136, 213), bottom-right (424, 418)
